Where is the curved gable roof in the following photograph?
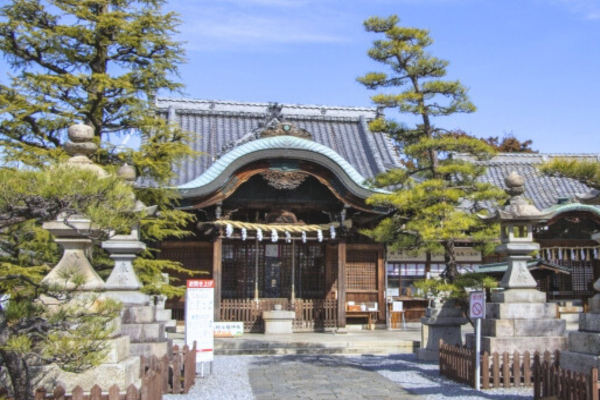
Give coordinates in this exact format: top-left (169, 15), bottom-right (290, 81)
top-left (177, 135), bottom-right (390, 199)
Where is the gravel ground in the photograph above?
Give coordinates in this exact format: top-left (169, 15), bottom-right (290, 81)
top-left (165, 354), bottom-right (534, 400)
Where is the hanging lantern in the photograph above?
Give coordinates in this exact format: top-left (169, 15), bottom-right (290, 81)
top-left (285, 231), bottom-right (291, 243)
top-left (271, 229), bottom-right (278, 242)
top-left (302, 231), bottom-right (307, 243)
top-left (571, 249), bottom-right (576, 260)
top-left (581, 249), bottom-right (586, 261)
top-left (241, 228), bottom-right (247, 241)
top-left (225, 223), bottom-right (233, 238)
top-left (330, 225), bottom-right (336, 239)
top-left (257, 228), bottom-right (263, 241)
top-left (317, 229), bottom-right (323, 242)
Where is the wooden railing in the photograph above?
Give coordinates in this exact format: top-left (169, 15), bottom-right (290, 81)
top-left (439, 340), bottom-right (559, 389)
top-left (140, 343), bottom-right (196, 394)
top-left (533, 357), bottom-right (599, 400)
top-left (220, 298), bottom-right (337, 332)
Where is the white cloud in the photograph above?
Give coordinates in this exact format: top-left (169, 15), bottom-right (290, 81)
top-left (551, 0), bottom-right (600, 19)
top-left (168, 0), bottom-right (351, 51)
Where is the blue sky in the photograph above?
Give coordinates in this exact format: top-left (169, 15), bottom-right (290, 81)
top-left (163, 0), bottom-right (600, 153)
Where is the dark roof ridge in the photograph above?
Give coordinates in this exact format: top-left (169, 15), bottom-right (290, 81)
top-left (156, 97), bottom-right (377, 113)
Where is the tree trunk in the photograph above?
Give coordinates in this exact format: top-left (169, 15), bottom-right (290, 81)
top-left (443, 240), bottom-right (458, 283)
top-left (0, 310), bottom-right (34, 400)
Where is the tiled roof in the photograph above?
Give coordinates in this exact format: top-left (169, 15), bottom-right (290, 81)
top-left (454, 153), bottom-right (600, 210)
top-left (156, 98), bottom-right (400, 186)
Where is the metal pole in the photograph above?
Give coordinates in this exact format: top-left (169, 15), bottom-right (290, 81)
top-left (476, 317), bottom-right (481, 391)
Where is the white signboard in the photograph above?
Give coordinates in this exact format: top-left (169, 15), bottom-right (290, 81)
top-left (214, 322), bottom-right (244, 338)
top-left (392, 301), bottom-right (404, 312)
top-left (185, 279), bottom-right (214, 362)
top-left (469, 291), bottom-right (486, 319)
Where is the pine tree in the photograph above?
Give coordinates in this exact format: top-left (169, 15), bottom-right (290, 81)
top-left (358, 15), bottom-right (506, 282)
top-left (1, 167), bottom-right (138, 400)
top-left (0, 0), bottom-right (196, 297)
top-left (539, 158), bottom-right (600, 191)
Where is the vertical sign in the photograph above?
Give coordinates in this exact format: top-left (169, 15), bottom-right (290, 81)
top-left (185, 279), bottom-right (214, 362)
top-left (469, 290), bottom-right (485, 391)
top-left (469, 291), bottom-right (486, 319)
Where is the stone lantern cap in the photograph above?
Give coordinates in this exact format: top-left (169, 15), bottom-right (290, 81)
top-left (479, 171), bottom-right (553, 224)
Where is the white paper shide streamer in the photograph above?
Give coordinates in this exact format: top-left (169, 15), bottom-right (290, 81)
top-left (271, 229), bottom-right (278, 242)
top-left (285, 231), bottom-right (291, 243)
top-left (257, 228), bottom-right (263, 241)
top-left (317, 229), bottom-right (323, 242)
top-left (302, 231), bottom-right (307, 243)
top-left (241, 227), bottom-right (247, 241)
top-left (330, 225), bottom-right (336, 239)
top-left (225, 223), bottom-right (233, 238)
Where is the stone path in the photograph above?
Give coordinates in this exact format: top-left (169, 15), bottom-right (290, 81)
top-left (246, 355), bottom-right (422, 400)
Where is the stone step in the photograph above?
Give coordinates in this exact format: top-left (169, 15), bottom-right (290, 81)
top-left (215, 347), bottom-right (412, 356)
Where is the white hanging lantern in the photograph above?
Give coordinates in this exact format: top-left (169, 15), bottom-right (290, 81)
top-left (271, 229), bottom-right (278, 242)
top-left (330, 225), bottom-right (336, 239)
top-left (317, 229), bottom-right (323, 242)
top-left (571, 249), bottom-right (576, 260)
top-left (302, 231), bottom-right (307, 243)
top-left (285, 231), bottom-right (291, 243)
top-left (257, 228), bottom-right (263, 242)
top-left (241, 228), bottom-right (247, 241)
top-left (225, 223), bottom-right (233, 238)
top-left (581, 249), bottom-right (586, 261)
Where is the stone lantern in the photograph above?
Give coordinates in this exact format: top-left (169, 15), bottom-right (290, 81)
top-left (41, 124), bottom-right (106, 291)
top-left (466, 171), bottom-right (567, 354)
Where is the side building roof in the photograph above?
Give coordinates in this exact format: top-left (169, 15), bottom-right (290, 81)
top-left (156, 98), bottom-right (401, 187)
top-left (454, 153), bottom-right (600, 210)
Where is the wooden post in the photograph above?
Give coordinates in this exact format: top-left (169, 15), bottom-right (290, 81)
top-left (337, 241), bottom-right (346, 328)
top-left (213, 237), bottom-right (222, 322)
top-left (377, 246), bottom-right (385, 324)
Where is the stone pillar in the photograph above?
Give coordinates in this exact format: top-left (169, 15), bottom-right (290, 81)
top-left (417, 300), bottom-right (467, 361)
top-left (467, 172), bottom-right (567, 354)
top-left (337, 241), bottom-right (347, 331)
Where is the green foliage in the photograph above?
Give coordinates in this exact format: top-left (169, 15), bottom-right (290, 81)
top-left (358, 15), bottom-right (507, 280)
top-left (539, 158), bottom-right (600, 190)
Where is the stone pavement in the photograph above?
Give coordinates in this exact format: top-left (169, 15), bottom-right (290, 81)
top-left (246, 355), bottom-right (423, 400)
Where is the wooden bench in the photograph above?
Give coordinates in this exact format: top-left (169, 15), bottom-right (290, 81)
top-left (346, 302), bottom-right (378, 330)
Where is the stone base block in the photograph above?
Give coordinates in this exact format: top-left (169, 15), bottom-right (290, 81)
top-left (417, 348), bottom-right (440, 361)
top-left (559, 351), bottom-right (600, 374)
top-left (491, 289), bottom-right (547, 303)
top-left (560, 313), bottom-right (582, 324)
top-left (103, 291), bottom-right (150, 306)
top-left (486, 302), bottom-right (557, 319)
top-left (263, 310), bottom-right (295, 334)
top-left (482, 318), bottom-right (565, 337)
top-left (102, 336), bottom-right (131, 363)
top-left (421, 322), bottom-right (464, 351)
top-left (465, 334), bottom-right (567, 354)
top-left (130, 340), bottom-right (171, 359)
top-left (587, 296), bottom-right (600, 314)
top-left (567, 331), bottom-right (600, 355)
top-left (578, 313), bottom-right (600, 332)
top-left (155, 308), bottom-right (172, 322)
top-left (121, 306), bottom-right (155, 324)
top-left (121, 321), bottom-right (166, 342)
top-left (33, 356), bottom-right (140, 392)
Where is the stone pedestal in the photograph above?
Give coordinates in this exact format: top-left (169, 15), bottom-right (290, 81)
top-left (417, 301), bottom-right (467, 361)
top-left (102, 233), bottom-right (174, 358)
top-left (263, 310), bottom-right (295, 334)
top-left (559, 294), bottom-right (600, 374)
top-left (465, 288), bottom-right (567, 354)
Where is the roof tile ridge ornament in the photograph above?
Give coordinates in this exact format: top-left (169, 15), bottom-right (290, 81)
top-left (218, 102), bottom-right (314, 157)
